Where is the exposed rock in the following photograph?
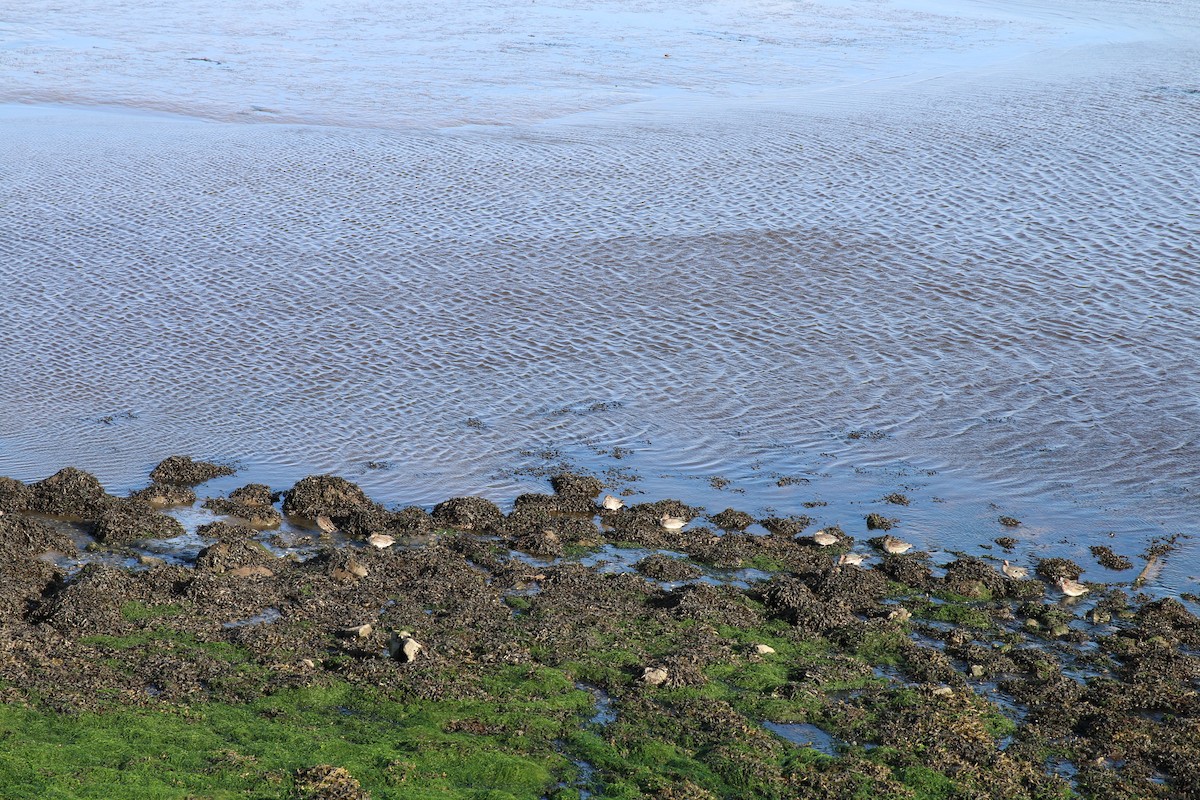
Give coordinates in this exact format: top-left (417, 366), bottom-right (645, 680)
top-left (282, 475), bottom-right (374, 518)
top-left (195, 540), bottom-right (276, 574)
top-left (865, 513), bottom-right (898, 531)
top-left (204, 484), bottom-right (281, 528)
top-left (0, 476), bottom-right (32, 512)
top-left (1036, 557), bottom-right (1084, 583)
top-left (389, 630), bottom-right (424, 663)
top-left (642, 666), bottom-right (669, 686)
top-left (635, 554), bottom-right (703, 583)
top-left (28, 467), bottom-right (111, 518)
top-left (431, 497), bottom-right (502, 531)
top-left (709, 508), bottom-right (755, 531)
top-left (229, 565), bottom-right (274, 579)
top-left (1090, 545), bottom-right (1134, 571)
top-left (149, 455), bottom-right (235, 486)
top-left (340, 624), bottom-right (373, 639)
top-left (129, 483), bottom-right (197, 507)
top-left (196, 521), bottom-right (259, 542)
top-left (753, 644), bottom-right (776, 655)
top-left (92, 499), bottom-right (186, 544)
top-left (549, 472), bottom-right (602, 499)
top-left (758, 515), bottom-right (812, 537)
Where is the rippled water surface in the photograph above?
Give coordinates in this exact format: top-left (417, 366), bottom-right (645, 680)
top-left (1, 0), bottom-right (1197, 588)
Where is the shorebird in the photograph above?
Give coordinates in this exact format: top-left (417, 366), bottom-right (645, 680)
top-left (1001, 560), bottom-right (1028, 579)
top-left (602, 495), bottom-right (624, 511)
top-left (812, 530), bottom-right (839, 547)
top-left (838, 553), bottom-right (867, 567)
top-left (366, 532), bottom-right (396, 549)
top-left (1057, 576), bottom-right (1089, 597)
top-left (316, 515), bottom-right (338, 534)
top-left (880, 535), bottom-right (913, 555)
top-left (660, 514), bottom-right (688, 531)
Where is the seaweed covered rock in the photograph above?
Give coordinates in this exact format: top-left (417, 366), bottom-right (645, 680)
top-left (758, 515), bottom-right (812, 537)
top-left (709, 508), bottom-right (754, 531)
top-left (92, 499), bottom-right (186, 544)
top-left (874, 553), bottom-right (935, 590)
top-left (1035, 557), bottom-right (1083, 583)
top-left (942, 556), bottom-right (1009, 599)
top-left (149, 455), bottom-right (235, 486)
top-left (27, 467), bottom-right (111, 518)
top-left (0, 514), bottom-right (76, 559)
top-left (636, 554), bottom-right (703, 583)
top-left (282, 475), bottom-right (374, 519)
top-left (549, 472), bottom-right (602, 500)
top-left (203, 484), bottom-right (282, 528)
top-left (195, 539), bottom-right (277, 574)
top-left (35, 564), bottom-right (140, 633)
top-left (196, 521), bottom-right (259, 543)
top-left (431, 496), bottom-right (503, 532)
top-left (128, 483), bottom-right (197, 507)
top-left (0, 476), bottom-right (31, 513)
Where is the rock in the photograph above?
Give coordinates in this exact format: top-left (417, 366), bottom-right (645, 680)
top-left (1088, 608), bottom-right (1112, 625)
top-left (758, 515), bottom-right (813, 537)
top-left (549, 472), bottom-right (602, 499)
top-left (129, 483), bottom-right (197, 507)
top-left (970, 664), bottom-right (985, 678)
top-left (229, 565), bottom-right (274, 579)
top-left (932, 686), bottom-right (954, 697)
top-left (195, 540), bottom-right (275, 573)
top-left (753, 644), bottom-right (776, 655)
top-left (93, 499), bottom-right (186, 544)
top-left (1050, 622), bottom-right (1071, 637)
top-left (340, 624), bottom-right (373, 639)
top-left (888, 606), bottom-right (912, 623)
top-left (865, 513), bottom-right (898, 531)
top-left (149, 455), bottom-right (235, 486)
top-left (635, 554), bottom-right (703, 582)
top-left (0, 476), bottom-right (31, 513)
top-left (389, 630), bottom-right (424, 663)
top-left (300, 658), bottom-right (316, 669)
top-left (710, 508), bottom-right (755, 531)
top-left (282, 475), bottom-right (374, 518)
top-left (28, 467), bottom-right (111, 518)
top-left (642, 666), bottom-right (669, 686)
top-left (431, 497), bottom-right (503, 531)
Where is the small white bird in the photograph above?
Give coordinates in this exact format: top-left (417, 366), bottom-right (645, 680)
top-left (1001, 560), bottom-right (1028, 579)
top-left (366, 532), bottom-right (396, 549)
top-left (1057, 576), bottom-right (1089, 597)
top-left (880, 535), bottom-right (913, 555)
top-left (659, 514), bottom-right (687, 531)
top-left (316, 515), bottom-right (338, 534)
top-left (838, 553), bottom-right (867, 566)
top-left (812, 530), bottom-right (839, 547)
top-left (602, 495), bottom-right (624, 511)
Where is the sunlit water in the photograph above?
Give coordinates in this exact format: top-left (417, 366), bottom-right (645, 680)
top-left (1, 0), bottom-right (1197, 590)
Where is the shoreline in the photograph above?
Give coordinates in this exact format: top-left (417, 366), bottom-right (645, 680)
top-left (1, 457), bottom-right (1196, 798)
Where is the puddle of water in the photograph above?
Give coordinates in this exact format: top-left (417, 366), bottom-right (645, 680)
top-left (763, 721), bottom-right (842, 757)
top-left (220, 606), bottom-right (281, 629)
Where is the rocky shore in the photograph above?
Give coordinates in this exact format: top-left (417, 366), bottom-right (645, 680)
top-left (0, 457), bottom-right (1196, 799)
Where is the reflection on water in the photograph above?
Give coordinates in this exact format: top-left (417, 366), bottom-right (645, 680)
top-left (0, 1), bottom-right (1197, 589)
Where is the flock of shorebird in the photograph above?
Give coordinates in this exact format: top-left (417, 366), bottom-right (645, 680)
top-left (640, 507), bottom-right (1089, 597)
top-left (314, 495), bottom-right (1089, 598)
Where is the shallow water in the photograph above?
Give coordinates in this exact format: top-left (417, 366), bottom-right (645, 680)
top-left (1, 0), bottom-right (1197, 590)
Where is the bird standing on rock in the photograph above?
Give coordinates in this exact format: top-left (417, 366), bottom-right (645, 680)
top-left (1001, 560), bottom-right (1028, 579)
top-left (1057, 576), bottom-right (1089, 597)
top-left (838, 553), bottom-right (867, 566)
top-left (660, 514), bottom-right (687, 530)
top-left (366, 532), bottom-right (395, 549)
top-left (880, 535), bottom-right (913, 554)
top-left (602, 495), bottom-right (624, 511)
